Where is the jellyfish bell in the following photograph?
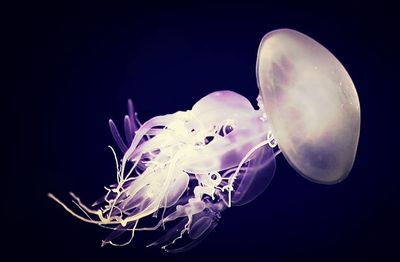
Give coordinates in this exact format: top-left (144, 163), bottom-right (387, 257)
top-left (256, 28), bottom-right (360, 184)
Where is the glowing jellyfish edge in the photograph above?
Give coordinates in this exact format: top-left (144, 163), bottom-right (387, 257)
top-left (48, 28), bottom-right (360, 253)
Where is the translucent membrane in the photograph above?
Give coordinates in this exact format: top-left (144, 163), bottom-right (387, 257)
top-left (256, 29), bottom-right (360, 184)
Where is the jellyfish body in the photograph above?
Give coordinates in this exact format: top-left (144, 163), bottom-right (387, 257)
top-left (48, 28), bottom-right (360, 252)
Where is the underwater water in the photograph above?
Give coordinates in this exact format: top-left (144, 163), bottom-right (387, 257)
top-left (12, 1), bottom-right (399, 261)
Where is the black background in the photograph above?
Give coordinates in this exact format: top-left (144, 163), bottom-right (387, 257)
top-left (12, 1), bottom-right (399, 261)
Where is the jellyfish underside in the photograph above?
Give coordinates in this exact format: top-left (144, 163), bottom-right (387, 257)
top-left (49, 90), bottom-right (278, 252)
top-left (48, 28), bottom-right (359, 252)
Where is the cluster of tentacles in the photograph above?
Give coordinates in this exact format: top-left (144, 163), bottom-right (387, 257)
top-left (49, 91), bottom-right (278, 252)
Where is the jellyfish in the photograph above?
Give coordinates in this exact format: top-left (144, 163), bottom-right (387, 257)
top-left (48, 28), bottom-right (360, 252)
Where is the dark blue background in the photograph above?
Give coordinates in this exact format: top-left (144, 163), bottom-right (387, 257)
top-left (12, 1), bottom-right (399, 261)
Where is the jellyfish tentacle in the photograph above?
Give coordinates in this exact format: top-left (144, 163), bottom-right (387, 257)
top-left (119, 114), bottom-right (181, 176)
top-left (47, 193), bottom-right (107, 225)
top-left (230, 139), bottom-right (276, 206)
top-left (124, 115), bottom-right (133, 147)
top-left (49, 91), bottom-right (280, 252)
top-left (102, 214), bottom-right (139, 247)
top-left (146, 218), bottom-right (189, 247)
top-left (148, 200), bottom-right (224, 253)
top-left (147, 198), bottom-right (207, 250)
top-left (222, 130), bottom-right (276, 207)
top-left (109, 99), bottom-right (141, 154)
top-left (127, 99), bottom-right (138, 134)
top-left (100, 114), bottom-right (192, 226)
top-left (106, 147), bottom-right (187, 227)
top-left (109, 119), bottom-right (128, 153)
top-left (166, 208), bottom-right (220, 253)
